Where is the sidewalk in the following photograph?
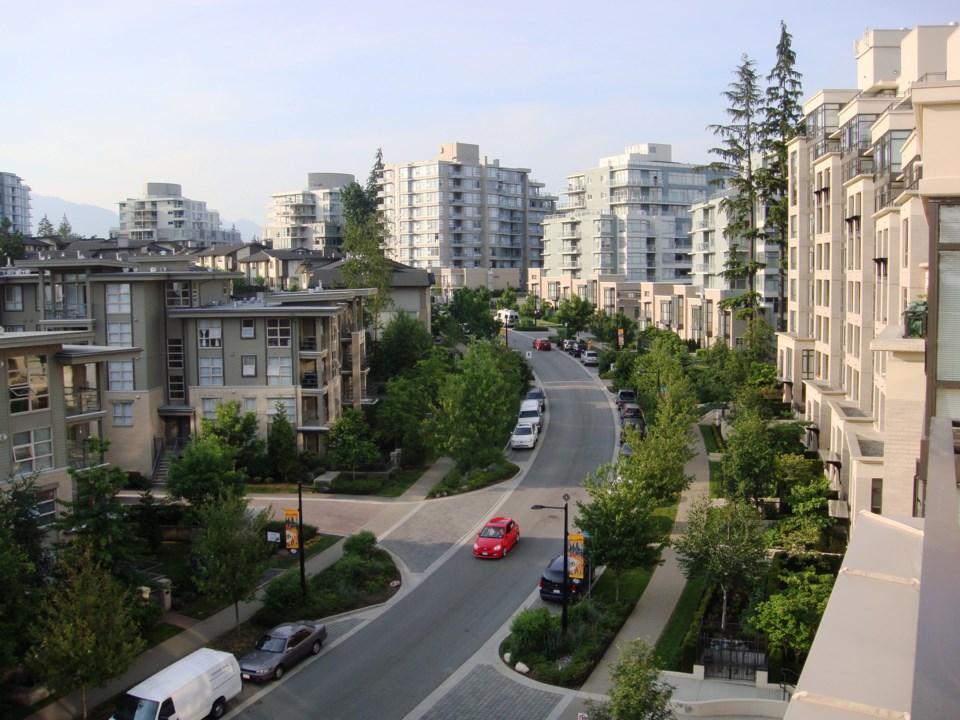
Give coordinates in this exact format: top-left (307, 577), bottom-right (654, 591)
top-left (578, 410), bottom-right (713, 695)
top-left (27, 459), bottom-right (456, 720)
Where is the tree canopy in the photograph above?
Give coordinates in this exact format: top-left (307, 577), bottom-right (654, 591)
top-left (325, 408), bottom-right (381, 478)
top-left (673, 496), bottom-right (768, 629)
top-left (166, 433), bottom-right (246, 509)
top-left (28, 550), bottom-right (145, 719)
top-left (0, 216), bottom-right (26, 265)
top-left (193, 494), bottom-right (272, 637)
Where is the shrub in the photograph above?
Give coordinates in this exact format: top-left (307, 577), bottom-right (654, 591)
top-left (343, 530), bottom-right (378, 559)
top-left (255, 569), bottom-right (316, 627)
top-left (510, 607), bottom-right (556, 654)
top-left (299, 451), bottom-right (326, 476)
top-left (330, 475), bottom-right (383, 495)
top-left (131, 597), bottom-right (163, 636)
top-left (125, 471), bottom-right (150, 490)
top-left (264, 520), bottom-right (318, 543)
top-left (680, 585), bottom-right (714, 672)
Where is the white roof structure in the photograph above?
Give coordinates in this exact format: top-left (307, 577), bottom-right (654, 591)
top-left (785, 417), bottom-right (960, 719)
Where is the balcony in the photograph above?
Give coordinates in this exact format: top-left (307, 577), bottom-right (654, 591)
top-left (903, 301), bottom-right (927, 339)
top-left (44, 302), bottom-right (88, 320)
top-left (64, 387), bottom-right (102, 416)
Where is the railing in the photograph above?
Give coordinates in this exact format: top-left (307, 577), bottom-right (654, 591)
top-left (903, 302), bottom-right (927, 338)
top-left (300, 336), bottom-right (317, 351)
top-left (64, 387), bottom-right (101, 416)
top-left (44, 302), bottom-right (88, 319)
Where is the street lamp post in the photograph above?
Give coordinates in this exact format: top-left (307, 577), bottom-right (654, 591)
top-left (297, 479), bottom-right (307, 603)
top-left (531, 493), bottom-right (571, 636)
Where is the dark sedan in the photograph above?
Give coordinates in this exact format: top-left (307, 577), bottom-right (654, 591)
top-left (239, 620), bottom-right (328, 681)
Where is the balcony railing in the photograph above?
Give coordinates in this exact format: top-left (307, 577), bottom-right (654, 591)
top-left (903, 301), bottom-right (927, 338)
top-left (64, 387), bottom-right (101, 416)
top-left (44, 302), bottom-right (88, 319)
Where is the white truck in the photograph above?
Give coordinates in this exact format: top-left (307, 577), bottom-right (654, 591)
top-left (110, 648), bottom-right (242, 720)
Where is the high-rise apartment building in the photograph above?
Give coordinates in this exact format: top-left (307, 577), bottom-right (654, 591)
top-left (0, 172), bottom-right (31, 235)
top-left (114, 183), bottom-right (241, 248)
top-left (542, 144), bottom-right (727, 285)
top-left (262, 172), bottom-right (354, 254)
top-left (379, 142), bottom-right (555, 283)
top-left (777, 25), bottom-right (960, 531)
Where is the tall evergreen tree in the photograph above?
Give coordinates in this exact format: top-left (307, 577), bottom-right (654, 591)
top-left (706, 55), bottom-right (765, 328)
top-left (760, 21), bottom-right (804, 333)
top-left (36, 214), bottom-right (56, 237)
top-left (0, 216), bottom-right (26, 265)
top-left (57, 214), bottom-right (74, 239)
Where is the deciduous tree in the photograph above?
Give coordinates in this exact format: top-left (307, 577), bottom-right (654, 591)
top-left (201, 399), bottom-right (267, 477)
top-left (267, 401), bottom-right (302, 482)
top-left (166, 434), bottom-right (245, 510)
top-left (720, 410), bottom-right (777, 504)
top-left (555, 295), bottom-right (593, 339)
top-left (673, 496), bottom-right (767, 630)
top-left (588, 639), bottom-right (675, 720)
top-left (325, 409), bottom-right (381, 479)
top-left (192, 494), bottom-right (272, 637)
top-left (28, 550), bottom-right (145, 719)
top-left (369, 310), bottom-right (433, 381)
top-left (434, 340), bottom-right (514, 469)
top-left (577, 471), bottom-right (667, 601)
top-left (749, 567), bottom-right (833, 666)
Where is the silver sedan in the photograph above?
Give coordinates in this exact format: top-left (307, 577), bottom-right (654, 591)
top-left (239, 620), bottom-right (328, 681)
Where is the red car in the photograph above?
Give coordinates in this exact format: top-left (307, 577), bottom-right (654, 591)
top-left (533, 338), bottom-right (552, 351)
top-left (473, 516), bottom-right (520, 558)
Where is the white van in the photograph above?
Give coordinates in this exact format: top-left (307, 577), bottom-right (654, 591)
top-left (111, 648), bottom-right (242, 720)
top-left (518, 399), bottom-right (543, 431)
top-left (496, 308), bottom-right (519, 327)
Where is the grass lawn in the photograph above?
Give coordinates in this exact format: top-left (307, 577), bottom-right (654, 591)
top-left (699, 423), bottom-right (723, 454)
top-left (653, 575), bottom-right (709, 671)
top-left (144, 622), bottom-right (184, 647)
top-left (709, 460), bottom-right (723, 497)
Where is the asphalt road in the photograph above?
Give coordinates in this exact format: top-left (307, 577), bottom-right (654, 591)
top-left (232, 333), bottom-right (616, 720)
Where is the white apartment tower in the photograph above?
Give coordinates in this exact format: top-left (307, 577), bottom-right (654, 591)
top-left (115, 183), bottom-right (241, 248)
top-left (379, 142), bottom-right (555, 275)
top-left (777, 25), bottom-right (960, 532)
top-left (262, 172), bottom-right (354, 254)
top-left (543, 144), bottom-right (726, 284)
top-left (0, 172), bottom-right (31, 235)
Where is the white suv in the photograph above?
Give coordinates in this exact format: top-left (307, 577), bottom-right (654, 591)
top-left (581, 350), bottom-right (599, 366)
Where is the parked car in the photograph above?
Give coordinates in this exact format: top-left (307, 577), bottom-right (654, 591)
top-left (518, 399), bottom-right (543, 431)
top-left (562, 339), bottom-right (576, 352)
top-left (238, 621), bottom-right (328, 682)
top-left (538, 554), bottom-right (593, 602)
top-left (111, 649), bottom-right (242, 720)
top-left (615, 389), bottom-right (637, 409)
top-left (526, 387), bottom-right (546, 412)
top-left (620, 403), bottom-right (644, 422)
top-left (581, 350), bottom-right (599, 366)
top-left (473, 516), bottom-right (520, 558)
top-left (533, 338), bottom-right (552, 351)
top-left (620, 415), bottom-right (647, 443)
top-left (511, 422), bottom-right (538, 450)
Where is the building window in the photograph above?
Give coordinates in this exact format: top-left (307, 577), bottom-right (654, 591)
top-left (201, 398), bottom-right (218, 420)
top-left (267, 319), bottom-right (292, 347)
top-left (198, 319), bottom-right (222, 348)
top-left (106, 283), bottom-right (131, 313)
top-left (8, 355), bottom-right (50, 413)
top-left (4, 285), bottom-right (23, 311)
top-left (169, 375), bottom-right (185, 401)
top-left (12, 427), bottom-right (53, 475)
top-left (34, 487), bottom-right (57, 526)
top-left (243, 397), bottom-right (257, 415)
top-left (267, 397), bottom-right (294, 419)
top-left (113, 401), bottom-right (133, 426)
top-left (241, 355), bottom-right (257, 377)
top-left (241, 318), bottom-right (255, 339)
top-left (107, 322), bottom-right (133, 346)
top-left (199, 357), bottom-right (224, 386)
top-left (871, 478), bottom-right (883, 514)
top-left (167, 338), bottom-right (184, 369)
top-left (166, 281), bottom-right (195, 307)
top-left (267, 356), bottom-right (292, 385)
top-left (108, 360), bottom-right (134, 390)
top-left (801, 349), bottom-right (815, 379)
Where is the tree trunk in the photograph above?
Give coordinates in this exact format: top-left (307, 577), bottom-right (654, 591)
top-left (720, 585), bottom-right (728, 631)
top-left (81, 685), bottom-right (88, 720)
top-left (234, 600), bottom-right (241, 638)
top-left (615, 570), bottom-right (621, 603)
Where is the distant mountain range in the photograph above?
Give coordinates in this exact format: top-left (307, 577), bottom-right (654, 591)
top-left (30, 195), bottom-right (262, 243)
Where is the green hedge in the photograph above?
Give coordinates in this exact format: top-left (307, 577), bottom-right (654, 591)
top-left (680, 585), bottom-right (714, 672)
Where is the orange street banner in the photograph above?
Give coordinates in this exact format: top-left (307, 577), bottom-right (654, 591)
top-left (285, 509), bottom-right (299, 550)
top-left (568, 533), bottom-right (585, 580)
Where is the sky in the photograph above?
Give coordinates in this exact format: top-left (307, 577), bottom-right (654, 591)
top-left (3, 0), bottom-right (957, 232)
